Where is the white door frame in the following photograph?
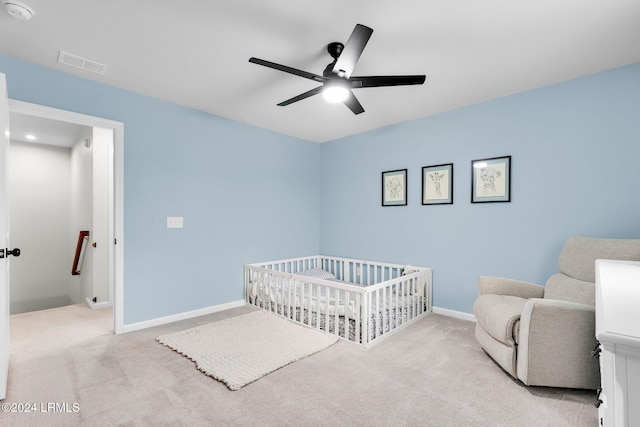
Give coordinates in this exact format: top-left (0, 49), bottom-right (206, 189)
top-left (8, 100), bottom-right (125, 334)
top-left (1, 73), bottom-right (10, 400)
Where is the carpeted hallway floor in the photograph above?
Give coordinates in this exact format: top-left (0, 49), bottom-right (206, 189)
top-left (1, 304), bottom-right (597, 426)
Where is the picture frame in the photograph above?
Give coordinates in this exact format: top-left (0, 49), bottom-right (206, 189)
top-left (422, 163), bottom-right (453, 205)
top-left (382, 169), bottom-right (407, 206)
top-left (471, 155), bottom-right (511, 203)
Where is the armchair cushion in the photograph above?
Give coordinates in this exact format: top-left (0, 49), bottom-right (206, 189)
top-left (544, 273), bottom-right (595, 305)
top-left (557, 236), bottom-right (640, 282)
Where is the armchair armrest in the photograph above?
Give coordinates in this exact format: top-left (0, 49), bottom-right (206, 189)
top-left (516, 298), bottom-right (599, 389)
top-left (477, 276), bottom-right (544, 298)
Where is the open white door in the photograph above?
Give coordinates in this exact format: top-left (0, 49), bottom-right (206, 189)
top-left (0, 72), bottom-right (10, 400)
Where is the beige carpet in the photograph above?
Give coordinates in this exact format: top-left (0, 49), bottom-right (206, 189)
top-left (2, 304), bottom-right (597, 426)
top-left (156, 310), bottom-right (338, 390)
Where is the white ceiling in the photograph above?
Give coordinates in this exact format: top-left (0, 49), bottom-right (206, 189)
top-left (1, 0), bottom-right (639, 143)
top-left (9, 111), bottom-right (87, 147)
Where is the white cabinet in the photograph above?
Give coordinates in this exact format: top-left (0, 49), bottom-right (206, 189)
top-left (595, 260), bottom-right (640, 427)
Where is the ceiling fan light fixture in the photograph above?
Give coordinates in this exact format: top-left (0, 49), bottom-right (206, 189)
top-left (323, 80), bottom-right (350, 103)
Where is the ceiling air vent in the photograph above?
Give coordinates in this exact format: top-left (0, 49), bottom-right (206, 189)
top-left (58, 51), bottom-right (107, 75)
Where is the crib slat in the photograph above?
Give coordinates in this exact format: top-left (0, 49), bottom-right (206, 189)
top-left (421, 276), bottom-right (426, 314)
top-left (387, 284), bottom-right (392, 332)
top-left (381, 286), bottom-right (387, 335)
top-left (419, 276), bottom-right (424, 315)
top-left (284, 276), bottom-right (289, 317)
top-left (307, 283), bottom-right (315, 326)
top-left (409, 277), bottom-right (414, 320)
top-left (402, 279), bottom-right (408, 324)
top-left (333, 288), bottom-right (339, 337)
top-left (344, 291), bottom-right (350, 341)
top-left (411, 277), bottom-right (417, 318)
top-left (255, 271), bottom-right (261, 308)
top-left (394, 283), bottom-right (398, 328)
top-left (315, 284), bottom-right (321, 329)
top-left (371, 289), bottom-right (376, 342)
top-left (403, 278), bottom-right (409, 324)
top-left (408, 278), bottom-right (412, 321)
top-left (294, 274), bottom-right (299, 320)
top-left (397, 280), bottom-right (403, 326)
top-left (277, 273), bottom-right (282, 316)
top-left (265, 271), bottom-right (271, 312)
top-left (303, 282), bottom-right (308, 326)
top-left (282, 274), bottom-right (296, 319)
top-left (324, 284), bottom-right (330, 334)
top-left (259, 271), bottom-right (266, 310)
top-left (264, 271), bottom-right (269, 311)
top-left (271, 272), bottom-right (277, 314)
top-left (363, 291), bottom-right (370, 346)
top-left (354, 292), bottom-right (360, 343)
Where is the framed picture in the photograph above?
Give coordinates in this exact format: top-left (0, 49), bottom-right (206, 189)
top-left (422, 163), bottom-right (453, 205)
top-left (471, 155), bottom-right (511, 203)
top-left (382, 169), bottom-right (407, 206)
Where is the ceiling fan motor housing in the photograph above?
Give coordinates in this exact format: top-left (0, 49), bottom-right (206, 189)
top-left (327, 42), bottom-right (344, 59)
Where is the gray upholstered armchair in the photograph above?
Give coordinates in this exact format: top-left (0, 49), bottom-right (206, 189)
top-left (473, 236), bottom-right (640, 389)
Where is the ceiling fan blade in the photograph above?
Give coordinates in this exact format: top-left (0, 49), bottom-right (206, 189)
top-left (332, 24), bottom-right (373, 79)
top-left (249, 57), bottom-right (326, 83)
top-left (277, 86), bottom-right (323, 106)
top-left (343, 91), bottom-right (365, 115)
top-left (351, 75), bottom-right (426, 88)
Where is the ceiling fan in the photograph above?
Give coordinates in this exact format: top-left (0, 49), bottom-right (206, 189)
top-left (249, 24), bottom-right (426, 115)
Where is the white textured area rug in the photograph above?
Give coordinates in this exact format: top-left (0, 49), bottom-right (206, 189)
top-left (157, 310), bottom-right (339, 390)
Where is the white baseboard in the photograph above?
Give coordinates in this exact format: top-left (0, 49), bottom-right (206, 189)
top-left (85, 297), bottom-right (112, 310)
top-left (432, 306), bottom-right (476, 322)
top-left (122, 299), bottom-right (245, 334)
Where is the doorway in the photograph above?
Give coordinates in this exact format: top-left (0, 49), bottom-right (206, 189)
top-left (8, 100), bottom-right (124, 334)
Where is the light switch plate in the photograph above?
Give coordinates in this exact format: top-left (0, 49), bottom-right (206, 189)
top-left (167, 216), bottom-right (183, 229)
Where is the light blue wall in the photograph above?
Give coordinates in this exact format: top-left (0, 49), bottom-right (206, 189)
top-left (0, 54), bottom-right (320, 324)
top-left (320, 62), bottom-right (640, 314)
top-left (3, 54), bottom-right (639, 321)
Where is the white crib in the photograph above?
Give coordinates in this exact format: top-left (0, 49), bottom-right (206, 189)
top-left (244, 255), bottom-right (432, 348)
